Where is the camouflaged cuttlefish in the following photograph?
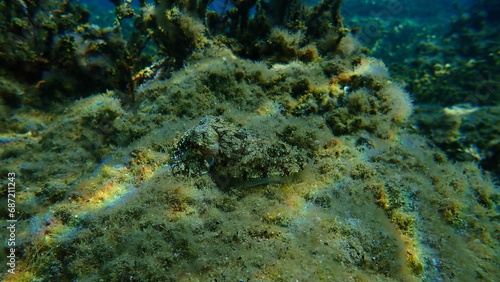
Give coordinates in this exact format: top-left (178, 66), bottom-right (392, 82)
top-left (170, 116), bottom-right (308, 189)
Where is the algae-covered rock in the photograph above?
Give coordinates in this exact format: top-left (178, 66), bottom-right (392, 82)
top-left (0, 1), bottom-right (499, 282)
top-left (411, 104), bottom-right (500, 177)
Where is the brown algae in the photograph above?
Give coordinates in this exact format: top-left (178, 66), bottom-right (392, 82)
top-left (0, 0), bottom-right (498, 281)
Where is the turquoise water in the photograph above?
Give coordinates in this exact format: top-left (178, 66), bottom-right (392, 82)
top-left (0, 0), bottom-right (498, 280)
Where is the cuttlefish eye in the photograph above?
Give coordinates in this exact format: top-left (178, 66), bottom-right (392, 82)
top-left (204, 154), bottom-right (215, 167)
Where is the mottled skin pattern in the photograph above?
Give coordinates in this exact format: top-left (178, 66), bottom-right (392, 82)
top-left (170, 116), bottom-right (307, 188)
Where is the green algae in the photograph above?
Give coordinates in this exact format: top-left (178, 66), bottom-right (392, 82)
top-left (0, 0), bottom-right (499, 281)
top-left (2, 52), bottom-right (498, 280)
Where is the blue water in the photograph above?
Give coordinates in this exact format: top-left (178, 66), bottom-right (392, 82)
top-left (78, 0), bottom-right (480, 40)
top-left (80, 0), bottom-right (475, 21)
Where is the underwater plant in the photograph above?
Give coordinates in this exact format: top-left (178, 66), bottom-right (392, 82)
top-left (0, 0), bottom-right (498, 281)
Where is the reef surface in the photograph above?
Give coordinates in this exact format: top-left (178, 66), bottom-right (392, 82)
top-left (0, 0), bottom-right (499, 281)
